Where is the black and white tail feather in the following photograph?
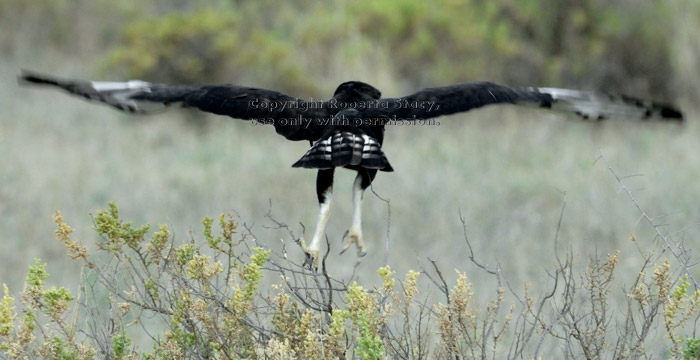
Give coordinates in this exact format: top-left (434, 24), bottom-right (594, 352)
top-left (292, 131), bottom-right (393, 171)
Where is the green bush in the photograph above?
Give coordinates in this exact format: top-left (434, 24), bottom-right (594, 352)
top-left (1, 202), bottom-right (699, 359)
top-left (100, 4), bottom-right (318, 96)
top-left (98, 0), bottom-right (680, 100)
top-left (684, 337), bottom-right (700, 360)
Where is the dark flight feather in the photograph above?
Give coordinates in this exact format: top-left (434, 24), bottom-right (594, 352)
top-left (367, 82), bottom-right (683, 122)
top-left (19, 70), bottom-right (683, 151)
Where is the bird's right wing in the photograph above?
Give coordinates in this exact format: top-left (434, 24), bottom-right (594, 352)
top-left (19, 70), bottom-right (331, 141)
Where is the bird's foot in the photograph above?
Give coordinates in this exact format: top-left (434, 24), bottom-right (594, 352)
top-left (340, 228), bottom-right (367, 258)
top-left (300, 238), bottom-right (320, 271)
top-left (303, 250), bottom-right (320, 271)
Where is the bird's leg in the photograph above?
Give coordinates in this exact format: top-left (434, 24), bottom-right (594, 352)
top-left (341, 169), bottom-right (376, 257)
top-left (303, 169), bottom-right (334, 269)
top-left (340, 174), bottom-right (365, 256)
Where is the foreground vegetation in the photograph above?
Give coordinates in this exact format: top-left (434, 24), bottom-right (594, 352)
top-left (1, 200), bottom-right (699, 359)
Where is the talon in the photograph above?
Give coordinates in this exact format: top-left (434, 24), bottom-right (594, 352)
top-left (339, 241), bottom-right (352, 255)
top-left (339, 229), bottom-right (365, 257)
top-left (303, 249), bottom-right (320, 270)
top-left (339, 230), bottom-right (353, 255)
top-left (300, 237), bottom-right (320, 270)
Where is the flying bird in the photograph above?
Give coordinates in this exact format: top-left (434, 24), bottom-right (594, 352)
top-left (18, 70), bottom-right (683, 268)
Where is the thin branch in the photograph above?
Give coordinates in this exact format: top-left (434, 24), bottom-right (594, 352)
top-left (599, 150), bottom-right (700, 289)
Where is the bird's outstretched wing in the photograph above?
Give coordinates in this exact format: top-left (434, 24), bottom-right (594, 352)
top-left (18, 70), bottom-right (331, 141)
top-left (368, 82), bottom-right (683, 122)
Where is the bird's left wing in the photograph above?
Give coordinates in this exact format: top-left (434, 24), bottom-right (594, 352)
top-left (19, 70), bottom-right (331, 141)
top-left (366, 82), bottom-right (683, 122)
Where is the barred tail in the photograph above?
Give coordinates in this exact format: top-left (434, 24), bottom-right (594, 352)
top-left (292, 131), bottom-right (393, 172)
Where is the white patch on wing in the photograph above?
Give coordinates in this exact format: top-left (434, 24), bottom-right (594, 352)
top-left (90, 80), bottom-right (169, 113)
top-left (90, 80), bottom-right (151, 92)
top-left (537, 87), bottom-right (652, 120)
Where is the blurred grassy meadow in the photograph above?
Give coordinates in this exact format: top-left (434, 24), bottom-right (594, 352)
top-left (2, 0), bottom-right (700, 355)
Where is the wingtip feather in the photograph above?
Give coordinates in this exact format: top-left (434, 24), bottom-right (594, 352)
top-left (18, 70), bottom-right (61, 87)
top-left (659, 105), bottom-right (684, 122)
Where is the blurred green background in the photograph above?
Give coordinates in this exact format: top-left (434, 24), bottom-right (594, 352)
top-left (1, 0), bottom-right (699, 354)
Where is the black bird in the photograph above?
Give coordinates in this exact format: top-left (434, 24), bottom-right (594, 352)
top-left (18, 70), bottom-right (683, 268)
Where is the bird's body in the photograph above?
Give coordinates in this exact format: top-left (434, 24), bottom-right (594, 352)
top-left (19, 70), bottom-right (683, 268)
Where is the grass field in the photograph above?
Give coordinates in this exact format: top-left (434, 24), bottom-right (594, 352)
top-left (1, 4), bottom-right (700, 355)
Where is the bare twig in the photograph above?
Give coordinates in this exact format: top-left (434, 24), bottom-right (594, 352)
top-left (599, 150), bottom-right (700, 288)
